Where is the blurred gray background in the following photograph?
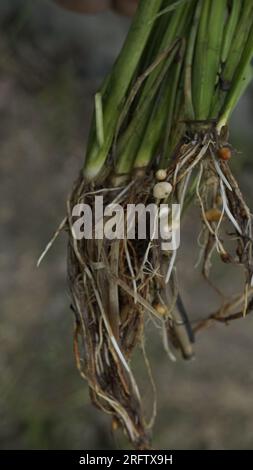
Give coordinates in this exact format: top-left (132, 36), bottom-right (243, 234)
top-left (1, 0), bottom-right (253, 450)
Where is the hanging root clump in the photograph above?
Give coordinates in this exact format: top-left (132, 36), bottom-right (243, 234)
top-left (67, 175), bottom-right (155, 448)
top-left (54, 0), bottom-right (253, 449)
top-left (66, 168), bottom-right (197, 448)
top-left (166, 122), bottom-right (253, 292)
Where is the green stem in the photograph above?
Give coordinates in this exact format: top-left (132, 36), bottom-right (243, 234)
top-left (134, 41), bottom-right (185, 170)
top-left (135, 1), bottom-right (193, 110)
top-left (221, 0), bottom-right (241, 64)
top-left (218, 22), bottom-right (253, 128)
top-left (193, 0), bottom-right (226, 120)
top-left (212, 0), bottom-right (253, 117)
top-left (83, 0), bottom-right (163, 181)
top-left (221, 0), bottom-right (253, 83)
top-left (160, 42), bottom-right (186, 168)
top-left (114, 42), bottom-right (180, 176)
top-left (184, 0), bottom-right (202, 120)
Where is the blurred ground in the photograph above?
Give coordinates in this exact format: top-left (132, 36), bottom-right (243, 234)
top-left (1, 0), bottom-right (253, 450)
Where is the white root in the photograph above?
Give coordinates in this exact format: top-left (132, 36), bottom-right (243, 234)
top-left (211, 150), bottom-right (232, 191)
top-left (165, 249), bottom-right (177, 284)
top-left (165, 169), bottom-right (192, 284)
top-left (37, 217), bottom-right (67, 267)
top-left (162, 322), bottom-right (177, 362)
top-left (219, 179), bottom-right (242, 235)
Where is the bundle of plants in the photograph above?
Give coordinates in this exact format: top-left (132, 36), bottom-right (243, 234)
top-left (40, 0), bottom-right (253, 449)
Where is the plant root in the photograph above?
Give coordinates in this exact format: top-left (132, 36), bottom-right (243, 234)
top-left (65, 122), bottom-right (253, 447)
